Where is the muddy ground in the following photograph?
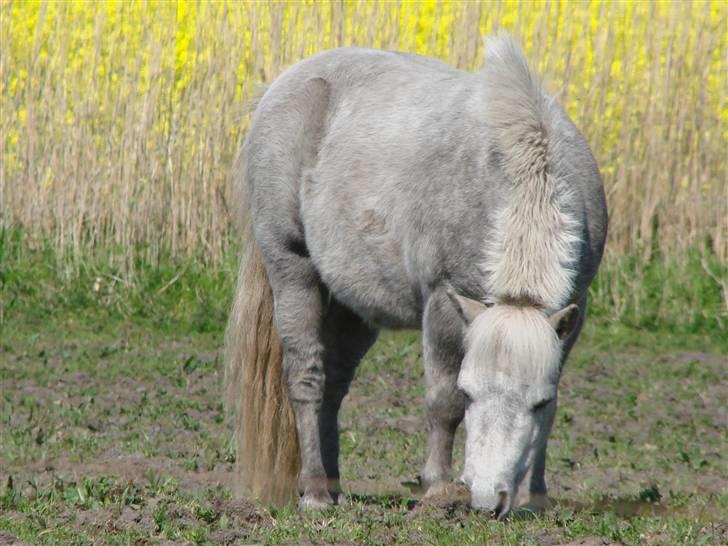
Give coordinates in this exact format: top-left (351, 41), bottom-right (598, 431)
top-left (1, 315), bottom-right (726, 544)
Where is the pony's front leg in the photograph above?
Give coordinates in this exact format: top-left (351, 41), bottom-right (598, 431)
top-left (514, 403), bottom-right (556, 513)
top-left (516, 295), bottom-right (586, 512)
top-left (421, 288), bottom-right (468, 494)
top-left (273, 271), bottom-right (332, 509)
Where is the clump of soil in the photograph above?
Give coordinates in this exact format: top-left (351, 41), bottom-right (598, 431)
top-left (213, 497), bottom-right (273, 526)
top-left (408, 482), bottom-right (472, 520)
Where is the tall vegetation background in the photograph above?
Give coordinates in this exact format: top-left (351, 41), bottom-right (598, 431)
top-left (1, 0), bottom-right (726, 331)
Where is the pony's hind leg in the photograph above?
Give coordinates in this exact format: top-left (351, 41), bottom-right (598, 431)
top-left (421, 287), bottom-right (468, 493)
top-left (320, 300), bottom-right (378, 503)
top-left (265, 247), bottom-right (333, 509)
top-left (246, 74), bottom-right (336, 508)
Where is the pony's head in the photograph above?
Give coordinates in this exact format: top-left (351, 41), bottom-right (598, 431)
top-left (449, 292), bottom-right (579, 518)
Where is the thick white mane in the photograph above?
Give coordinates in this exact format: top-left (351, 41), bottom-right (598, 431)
top-left (479, 35), bottom-right (579, 311)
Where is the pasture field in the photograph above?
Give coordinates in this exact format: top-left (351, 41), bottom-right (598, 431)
top-left (2, 0), bottom-right (727, 544)
top-left (1, 250), bottom-right (726, 545)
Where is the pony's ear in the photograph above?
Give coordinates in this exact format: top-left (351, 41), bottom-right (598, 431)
top-left (548, 304), bottom-right (579, 340)
top-left (446, 289), bottom-right (489, 324)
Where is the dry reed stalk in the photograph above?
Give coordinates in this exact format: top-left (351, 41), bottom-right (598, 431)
top-left (1, 1), bottom-right (725, 275)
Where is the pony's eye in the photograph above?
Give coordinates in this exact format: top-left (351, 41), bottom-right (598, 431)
top-left (531, 397), bottom-right (554, 412)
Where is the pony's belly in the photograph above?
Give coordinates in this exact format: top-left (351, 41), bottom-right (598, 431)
top-left (328, 276), bottom-right (421, 329)
top-left (301, 161), bottom-right (426, 328)
top-left (311, 244), bottom-right (421, 329)
top-left (303, 214), bottom-right (421, 329)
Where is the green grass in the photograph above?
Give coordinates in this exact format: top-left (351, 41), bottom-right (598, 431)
top-left (0, 230), bottom-right (237, 336)
top-left (2, 229), bottom-right (725, 343)
top-left (1, 240), bottom-right (726, 544)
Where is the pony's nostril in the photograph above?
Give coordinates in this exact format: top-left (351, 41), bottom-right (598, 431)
top-left (493, 489), bottom-right (511, 520)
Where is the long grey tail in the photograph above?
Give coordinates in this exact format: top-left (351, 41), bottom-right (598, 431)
top-left (224, 125), bottom-right (300, 506)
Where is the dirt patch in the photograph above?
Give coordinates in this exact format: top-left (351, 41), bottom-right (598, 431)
top-left (73, 507), bottom-right (115, 529)
top-left (545, 348), bottom-right (728, 505)
top-left (3, 451), bottom-right (233, 493)
top-left (206, 528), bottom-right (249, 545)
top-left (0, 532), bottom-right (31, 546)
top-left (213, 498), bottom-right (273, 526)
top-left (525, 530), bottom-right (620, 546)
top-left (555, 538), bottom-right (617, 546)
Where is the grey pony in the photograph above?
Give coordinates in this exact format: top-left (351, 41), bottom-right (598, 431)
top-left (233, 34), bottom-right (607, 518)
